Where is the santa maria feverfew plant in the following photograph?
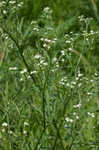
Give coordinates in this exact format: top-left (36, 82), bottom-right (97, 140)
top-left (0, 1), bottom-right (99, 150)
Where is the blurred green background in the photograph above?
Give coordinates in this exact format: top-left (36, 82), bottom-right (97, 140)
top-left (18, 0), bottom-right (99, 23)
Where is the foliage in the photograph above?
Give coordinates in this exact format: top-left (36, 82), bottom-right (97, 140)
top-left (0, 0), bottom-right (99, 149)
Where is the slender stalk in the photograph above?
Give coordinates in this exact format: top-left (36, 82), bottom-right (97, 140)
top-left (1, 27), bottom-right (38, 86)
top-left (42, 92), bottom-right (46, 130)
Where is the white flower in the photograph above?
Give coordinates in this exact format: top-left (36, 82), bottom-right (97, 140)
top-left (73, 103), bottom-right (81, 108)
top-left (1, 1), bottom-right (6, 4)
top-left (61, 58), bottom-right (65, 62)
top-left (24, 122), bottom-right (29, 127)
top-left (56, 64), bottom-right (59, 68)
top-left (31, 20), bottom-right (37, 24)
top-left (65, 117), bottom-right (70, 122)
top-left (43, 62), bottom-right (48, 66)
top-left (17, 2), bottom-right (23, 7)
top-left (61, 50), bottom-right (65, 56)
top-left (9, 1), bottom-right (16, 4)
top-left (71, 81), bottom-right (76, 85)
top-left (2, 128), bottom-right (5, 132)
top-left (87, 92), bottom-right (92, 95)
top-left (9, 67), bottom-right (18, 71)
top-left (73, 112), bottom-right (76, 115)
top-left (8, 130), bottom-right (13, 134)
top-left (66, 40), bottom-right (71, 43)
top-left (34, 54), bottom-right (41, 59)
top-left (40, 38), bottom-right (44, 41)
top-left (2, 122), bottom-right (8, 127)
top-left (78, 83), bottom-right (82, 87)
top-left (45, 39), bottom-right (51, 43)
top-left (33, 27), bottom-right (39, 32)
top-left (27, 75), bottom-right (31, 79)
top-left (88, 112), bottom-right (95, 118)
top-left (91, 113), bottom-right (95, 118)
top-left (90, 30), bottom-right (94, 35)
top-left (53, 38), bottom-right (57, 41)
top-left (30, 71), bottom-right (37, 74)
top-left (43, 7), bottom-right (50, 12)
top-left (20, 68), bottom-right (27, 74)
top-left (23, 130), bottom-right (27, 135)
top-left (78, 73), bottom-right (83, 77)
top-left (51, 69), bottom-right (55, 72)
top-left (40, 60), bottom-right (44, 64)
top-left (43, 43), bottom-right (47, 48)
top-left (68, 48), bottom-right (72, 51)
top-left (76, 77), bottom-right (79, 80)
top-left (60, 81), bottom-right (65, 85)
top-left (88, 112), bottom-right (90, 115)
top-left (76, 116), bottom-right (79, 119)
top-left (52, 57), bottom-right (57, 62)
top-left (51, 40), bottom-right (56, 44)
top-left (20, 78), bottom-right (23, 81)
top-left (95, 72), bottom-right (98, 76)
top-left (65, 117), bottom-right (73, 123)
top-left (3, 10), bottom-right (7, 14)
top-left (64, 124), bottom-right (68, 128)
top-left (90, 80), bottom-right (94, 82)
top-left (69, 119), bottom-right (73, 123)
top-left (47, 45), bottom-right (51, 49)
top-left (66, 83), bottom-right (70, 87)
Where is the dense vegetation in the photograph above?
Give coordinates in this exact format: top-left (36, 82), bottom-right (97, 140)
top-left (0, 0), bottom-right (99, 149)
